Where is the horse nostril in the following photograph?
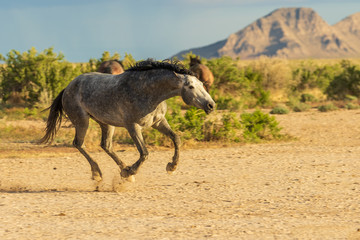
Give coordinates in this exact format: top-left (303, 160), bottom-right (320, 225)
top-left (207, 103), bottom-right (214, 110)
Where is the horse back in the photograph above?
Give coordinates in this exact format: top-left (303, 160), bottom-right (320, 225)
top-left (63, 73), bottom-right (166, 128)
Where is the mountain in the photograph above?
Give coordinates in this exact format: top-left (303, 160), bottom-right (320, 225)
top-left (173, 8), bottom-right (360, 59)
top-left (333, 12), bottom-right (360, 52)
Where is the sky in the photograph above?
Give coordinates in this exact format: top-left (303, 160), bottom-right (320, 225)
top-left (1, 0), bottom-right (359, 62)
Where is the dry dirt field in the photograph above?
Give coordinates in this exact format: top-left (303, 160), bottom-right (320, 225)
top-left (1, 109), bottom-right (360, 239)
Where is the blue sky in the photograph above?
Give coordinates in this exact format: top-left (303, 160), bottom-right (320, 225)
top-left (1, 0), bottom-right (359, 62)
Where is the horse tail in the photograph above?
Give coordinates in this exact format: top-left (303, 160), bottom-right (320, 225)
top-left (39, 89), bottom-right (65, 144)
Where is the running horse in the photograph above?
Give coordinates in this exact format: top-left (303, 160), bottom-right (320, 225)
top-left (189, 56), bottom-right (214, 92)
top-left (97, 60), bottom-right (124, 75)
top-left (40, 60), bottom-right (215, 182)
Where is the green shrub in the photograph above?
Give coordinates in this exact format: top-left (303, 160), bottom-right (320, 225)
top-left (205, 113), bottom-right (242, 142)
top-left (0, 47), bottom-right (83, 105)
top-left (292, 102), bottom-right (311, 112)
top-left (288, 97), bottom-right (311, 112)
top-left (240, 110), bottom-right (283, 142)
top-left (207, 56), bottom-right (246, 92)
top-left (178, 107), bottom-right (207, 141)
top-left (86, 51), bottom-right (136, 72)
top-left (345, 103), bottom-right (359, 110)
top-left (344, 95), bottom-right (358, 102)
top-left (318, 103), bottom-right (338, 112)
top-left (326, 60), bottom-right (360, 100)
top-left (214, 94), bottom-right (242, 111)
top-left (206, 56), bottom-right (272, 108)
top-left (270, 105), bottom-right (289, 114)
top-left (291, 60), bottom-right (339, 92)
top-left (300, 93), bottom-right (316, 103)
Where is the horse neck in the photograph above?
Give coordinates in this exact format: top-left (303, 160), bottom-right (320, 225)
top-left (131, 70), bottom-right (182, 103)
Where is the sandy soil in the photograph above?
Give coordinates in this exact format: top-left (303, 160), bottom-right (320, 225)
top-left (1, 109), bottom-right (360, 239)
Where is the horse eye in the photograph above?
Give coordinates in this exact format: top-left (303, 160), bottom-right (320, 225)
top-left (189, 86), bottom-right (194, 89)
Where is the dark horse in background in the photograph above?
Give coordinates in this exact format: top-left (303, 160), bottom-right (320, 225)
top-left (40, 60), bottom-right (215, 182)
top-left (97, 60), bottom-right (124, 75)
top-left (189, 56), bottom-right (214, 92)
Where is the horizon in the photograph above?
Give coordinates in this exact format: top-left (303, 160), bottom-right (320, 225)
top-left (1, 0), bottom-right (359, 62)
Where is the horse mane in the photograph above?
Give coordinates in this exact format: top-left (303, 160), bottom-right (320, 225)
top-left (126, 59), bottom-right (196, 76)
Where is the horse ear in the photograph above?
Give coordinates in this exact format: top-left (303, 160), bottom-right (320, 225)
top-left (173, 72), bottom-right (186, 85)
top-left (174, 72), bottom-right (184, 79)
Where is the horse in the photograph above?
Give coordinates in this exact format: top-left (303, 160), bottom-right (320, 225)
top-left (97, 60), bottom-right (124, 75)
top-left (40, 60), bottom-right (215, 182)
top-left (189, 56), bottom-right (214, 92)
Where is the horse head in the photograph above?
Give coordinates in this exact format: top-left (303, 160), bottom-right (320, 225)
top-left (175, 73), bottom-right (215, 114)
top-left (190, 56), bottom-right (201, 67)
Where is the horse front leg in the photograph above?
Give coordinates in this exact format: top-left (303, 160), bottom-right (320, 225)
top-left (121, 123), bottom-right (149, 178)
top-left (152, 119), bottom-right (181, 173)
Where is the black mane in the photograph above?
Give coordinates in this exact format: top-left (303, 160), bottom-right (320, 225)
top-left (126, 59), bottom-right (196, 76)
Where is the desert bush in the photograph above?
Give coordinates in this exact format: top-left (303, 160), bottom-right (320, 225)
top-left (247, 56), bottom-right (292, 91)
top-left (243, 68), bottom-right (272, 107)
top-left (318, 103), bottom-right (338, 112)
top-left (345, 102), bottom-right (359, 110)
top-left (291, 60), bottom-right (339, 93)
top-left (205, 112), bottom-right (242, 142)
top-left (0, 47), bottom-right (83, 105)
top-left (344, 95), bottom-right (358, 102)
top-left (86, 51), bottom-right (136, 72)
top-left (240, 110), bottom-right (283, 142)
top-left (176, 107), bottom-right (207, 141)
top-left (270, 105), bottom-right (289, 114)
top-left (157, 109), bottom-right (285, 144)
top-left (300, 93), bottom-right (316, 103)
top-left (207, 56), bottom-right (246, 94)
top-left (213, 93), bottom-right (242, 111)
top-left (287, 96), bottom-right (312, 112)
top-left (326, 60), bottom-right (360, 100)
top-left (292, 102), bottom-right (311, 112)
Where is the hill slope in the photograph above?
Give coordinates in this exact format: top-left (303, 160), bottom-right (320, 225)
top-left (173, 8), bottom-right (360, 59)
top-left (334, 12), bottom-right (360, 53)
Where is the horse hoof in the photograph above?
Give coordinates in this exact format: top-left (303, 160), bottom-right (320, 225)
top-left (166, 162), bottom-right (177, 173)
top-left (120, 169), bottom-right (136, 182)
top-left (126, 175), bottom-right (136, 182)
top-left (92, 174), bottom-right (102, 182)
top-left (121, 168), bottom-right (129, 178)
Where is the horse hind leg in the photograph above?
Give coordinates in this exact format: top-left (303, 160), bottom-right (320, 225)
top-left (72, 115), bottom-right (103, 181)
top-left (98, 123), bottom-right (127, 170)
top-left (120, 123), bottom-right (148, 179)
top-left (98, 123), bottom-right (135, 182)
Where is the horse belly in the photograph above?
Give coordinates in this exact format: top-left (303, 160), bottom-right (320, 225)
top-left (92, 110), bottom-right (126, 127)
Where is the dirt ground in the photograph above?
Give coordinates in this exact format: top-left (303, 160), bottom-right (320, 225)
top-left (1, 109), bottom-right (360, 239)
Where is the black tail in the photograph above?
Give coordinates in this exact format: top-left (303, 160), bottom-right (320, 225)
top-left (39, 89), bottom-right (65, 144)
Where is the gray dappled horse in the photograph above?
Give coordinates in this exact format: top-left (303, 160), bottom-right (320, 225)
top-left (97, 60), bottom-right (124, 75)
top-left (40, 60), bottom-right (215, 182)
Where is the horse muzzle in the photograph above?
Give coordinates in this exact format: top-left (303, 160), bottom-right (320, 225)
top-left (204, 101), bottom-right (215, 114)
